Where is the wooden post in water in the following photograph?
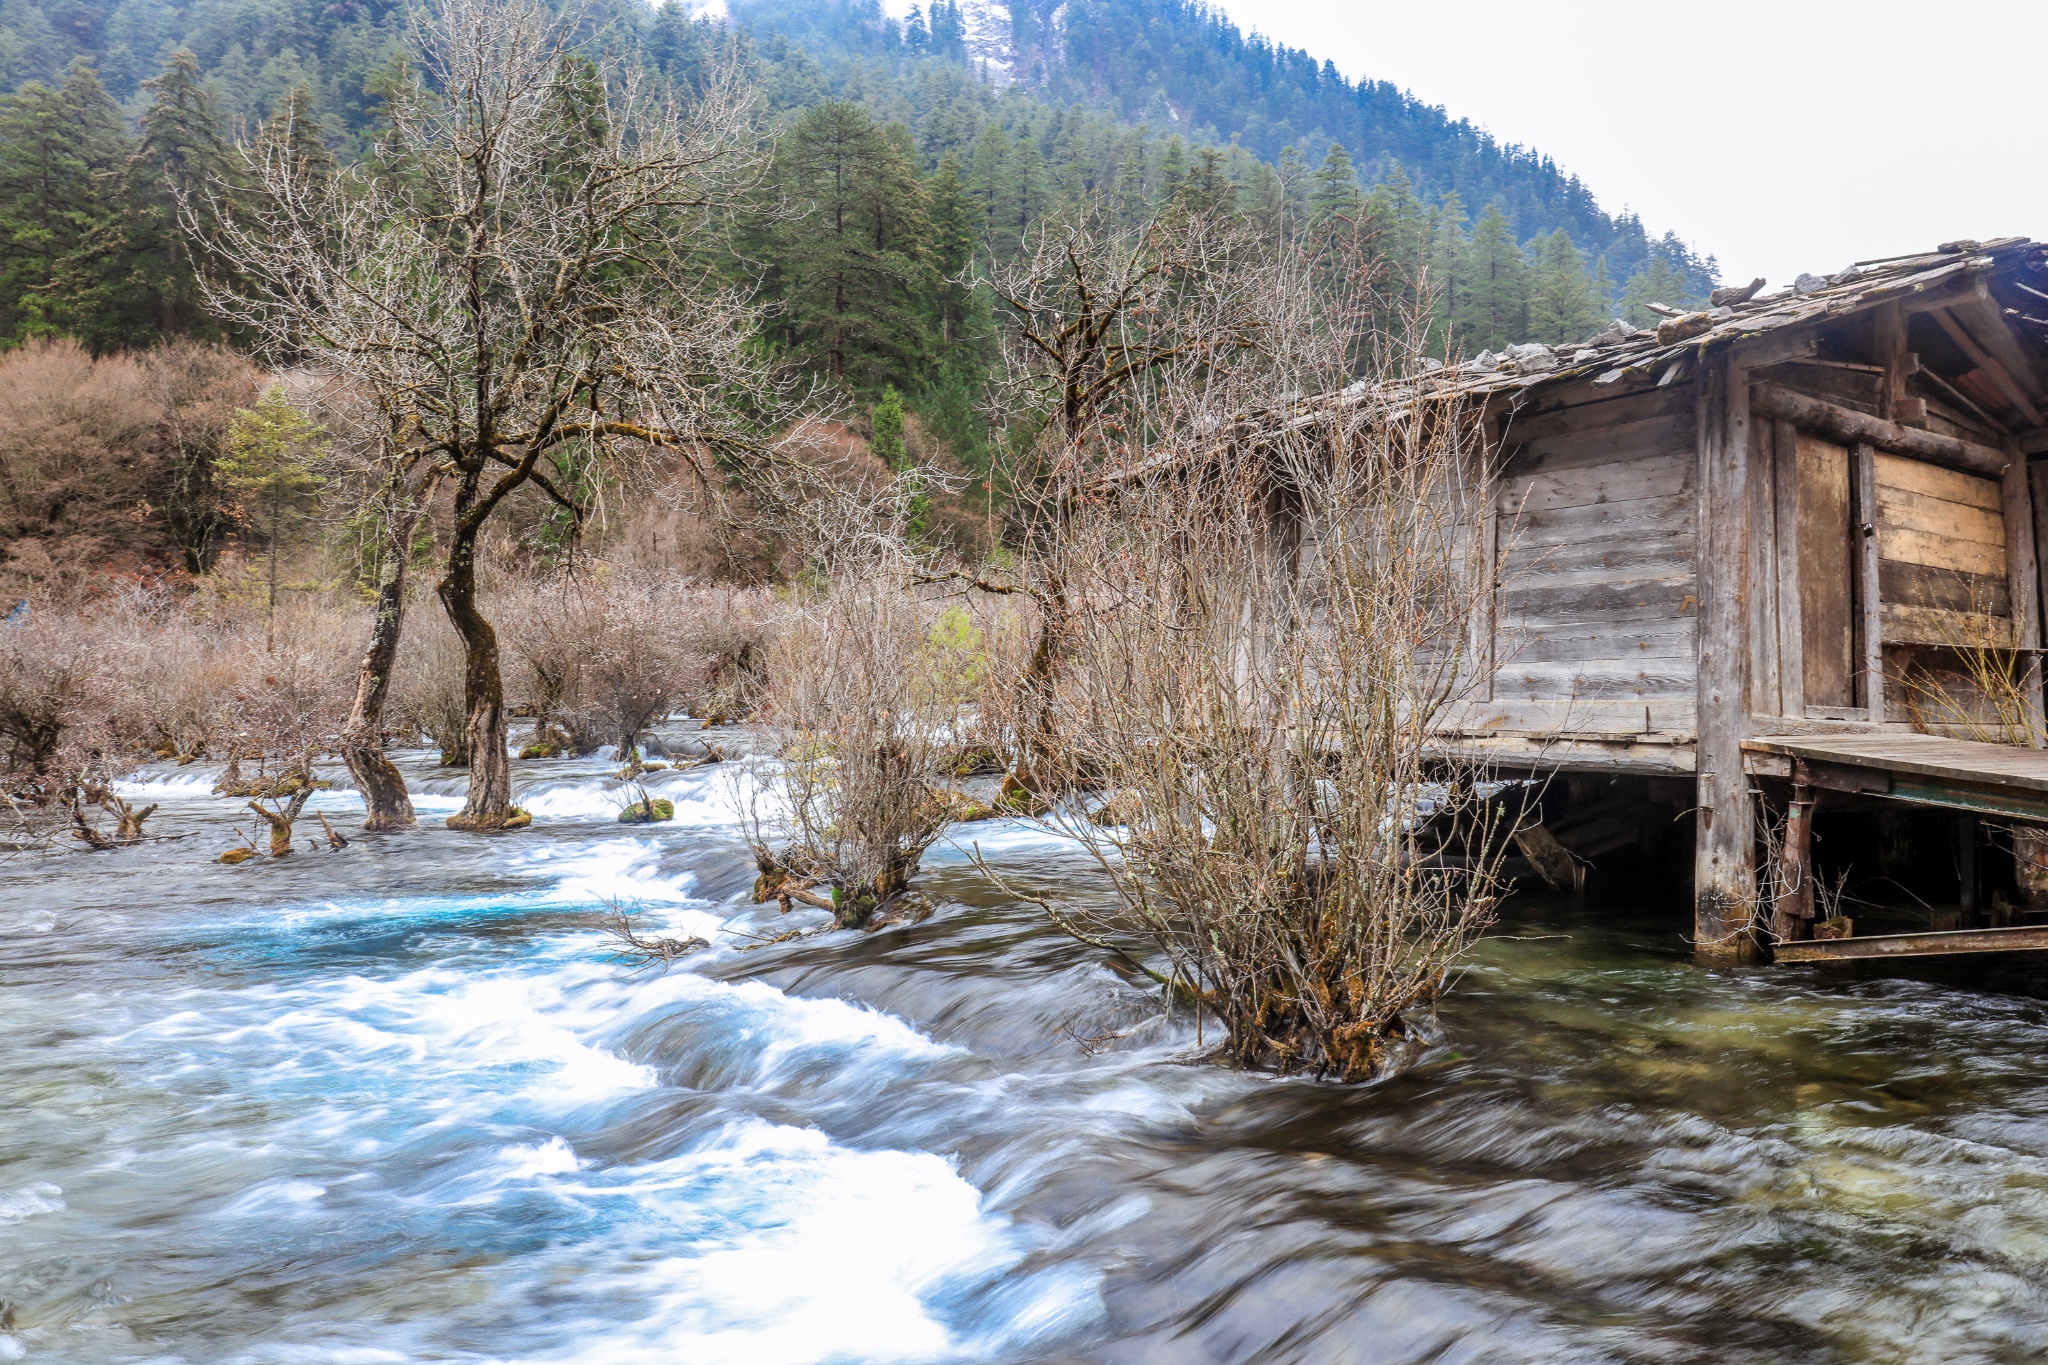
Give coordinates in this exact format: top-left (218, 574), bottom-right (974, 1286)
top-left (1771, 783), bottom-right (1816, 944)
top-left (1694, 354), bottom-right (1759, 960)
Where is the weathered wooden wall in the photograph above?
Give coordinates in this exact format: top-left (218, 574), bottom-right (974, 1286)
top-left (1489, 388), bottom-right (1699, 721)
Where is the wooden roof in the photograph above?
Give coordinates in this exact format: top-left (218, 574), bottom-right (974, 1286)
top-left (1283, 237), bottom-right (2046, 421)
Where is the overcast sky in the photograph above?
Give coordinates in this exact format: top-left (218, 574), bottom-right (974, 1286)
top-left (1210, 0), bottom-right (2044, 287)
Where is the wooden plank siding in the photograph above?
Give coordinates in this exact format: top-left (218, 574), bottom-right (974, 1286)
top-left (1872, 452), bottom-right (2012, 646)
top-left (1491, 410), bottom-right (1699, 708)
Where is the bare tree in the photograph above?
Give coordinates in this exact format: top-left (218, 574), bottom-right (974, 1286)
top-left (199, 0), bottom-right (787, 830)
top-left (952, 201), bottom-right (1279, 798)
top-left (288, 372), bottom-right (441, 829)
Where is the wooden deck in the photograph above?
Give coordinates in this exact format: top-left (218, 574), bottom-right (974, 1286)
top-left (1745, 732), bottom-right (2048, 823)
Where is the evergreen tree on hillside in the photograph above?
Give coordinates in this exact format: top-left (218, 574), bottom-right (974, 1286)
top-left (1457, 203), bottom-right (1528, 351)
top-left (926, 151), bottom-right (975, 343)
top-left (257, 84), bottom-right (334, 189)
top-left (1171, 145), bottom-right (1236, 218)
top-left (1423, 192), bottom-right (1465, 355)
top-left (1620, 250), bottom-right (1696, 328)
top-left (1306, 142), bottom-right (1358, 224)
top-left (1527, 227), bottom-right (1601, 346)
top-left (1000, 127), bottom-right (1049, 247)
top-left (764, 101), bottom-right (933, 387)
top-left (0, 59), bottom-right (134, 347)
top-left (1156, 135), bottom-right (1187, 201)
top-left (130, 48), bottom-right (231, 339)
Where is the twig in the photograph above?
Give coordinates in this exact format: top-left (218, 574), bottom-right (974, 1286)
top-left (966, 842), bottom-right (1205, 1003)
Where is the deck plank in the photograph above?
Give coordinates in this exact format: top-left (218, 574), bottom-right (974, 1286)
top-left (1745, 732), bottom-right (2048, 793)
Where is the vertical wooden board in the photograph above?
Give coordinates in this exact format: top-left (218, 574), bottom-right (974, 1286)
top-left (2004, 453), bottom-right (2044, 743)
top-left (1749, 402), bottom-right (1781, 716)
top-left (1854, 444), bottom-right (1885, 718)
top-left (1795, 434), bottom-right (1855, 707)
top-left (1773, 420), bottom-right (1805, 718)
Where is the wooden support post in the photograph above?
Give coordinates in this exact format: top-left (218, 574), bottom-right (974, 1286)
top-left (1695, 355), bottom-right (1759, 960)
top-left (2004, 448), bottom-right (2045, 743)
top-left (1772, 782), bottom-right (1816, 944)
top-left (1772, 419), bottom-right (1805, 719)
top-left (1958, 813), bottom-right (1979, 922)
top-left (1874, 302), bottom-right (1909, 423)
top-left (1852, 442), bottom-right (1884, 720)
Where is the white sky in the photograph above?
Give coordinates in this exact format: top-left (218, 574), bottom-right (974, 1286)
top-left (1209, 0), bottom-right (2046, 286)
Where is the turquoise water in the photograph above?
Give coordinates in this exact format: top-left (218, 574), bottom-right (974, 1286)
top-left (6, 750), bottom-right (2048, 1362)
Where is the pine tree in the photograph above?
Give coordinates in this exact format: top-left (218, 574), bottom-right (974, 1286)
top-left (1268, 143), bottom-right (1308, 239)
top-left (1456, 203), bottom-right (1529, 351)
top-left (1171, 144), bottom-right (1237, 219)
top-left (1001, 127), bottom-right (1050, 245)
top-left (131, 48), bottom-right (231, 338)
top-left (1423, 192), bottom-right (1466, 354)
top-left (1528, 227), bottom-right (1601, 345)
top-left (927, 1), bottom-right (967, 62)
top-left (871, 384), bottom-right (906, 467)
top-left (221, 383), bottom-right (327, 652)
top-left (643, 0), bottom-right (711, 91)
top-left (0, 59), bottom-right (136, 347)
top-left (257, 84), bottom-right (334, 192)
top-left (1157, 134), bottom-right (1188, 201)
top-left (1306, 142), bottom-right (1359, 224)
top-left (1111, 130), bottom-right (1149, 224)
top-left (1620, 251), bottom-right (1696, 328)
top-left (925, 151), bottom-right (975, 345)
top-left (966, 119), bottom-right (1007, 241)
top-left (766, 101), bottom-right (933, 388)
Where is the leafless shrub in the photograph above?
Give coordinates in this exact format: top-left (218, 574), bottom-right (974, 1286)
top-left (736, 451), bottom-right (983, 930)
top-left (681, 585), bottom-right (777, 725)
top-left (499, 564), bottom-right (695, 759)
top-left (393, 606), bottom-right (475, 767)
top-left (746, 557), bottom-right (968, 930)
top-left (0, 340), bottom-right (262, 589)
top-left (1013, 391), bottom-right (1504, 1079)
top-left (1897, 588), bottom-right (2045, 747)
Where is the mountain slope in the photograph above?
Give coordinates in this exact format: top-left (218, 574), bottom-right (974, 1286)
top-left (730, 0), bottom-right (1717, 297)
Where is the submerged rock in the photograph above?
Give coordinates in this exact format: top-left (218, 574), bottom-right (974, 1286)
top-left (617, 797), bottom-right (675, 825)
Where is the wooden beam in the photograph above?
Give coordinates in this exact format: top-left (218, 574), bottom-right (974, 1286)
top-left (1932, 307), bottom-right (2043, 426)
top-left (1727, 328), bottom-right (1818, 372)
top-left (2024, 429), bottom-right (2048, 456)
top-left (1751, 383), bottom-right (2007, 476)
top-left (1772, 419), bottom-right (1805, 719)
top-left (1425, 735), bottom-right (1696, 776)
top-left (1952, 294), bottom-right (2048, 408)
top-left (1853, 442), bottom-right (1884, 721)
top-left (2005, 450), bottom-right (2045, 742)
top-left (1694, 354), bottom-right (1759, 960)
top-left (1874, 302), bottom-right (1909, 422)
top-left (1776, 923), bottom-right (2048, 963)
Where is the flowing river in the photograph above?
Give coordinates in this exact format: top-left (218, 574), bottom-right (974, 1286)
top-left (7, 745), bottom-right (2048, 1363)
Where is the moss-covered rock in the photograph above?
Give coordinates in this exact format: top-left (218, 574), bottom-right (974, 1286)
top-left (617, 797), bottom-right (675, 825)
top-left (216, 846), bottom-right (257, 865)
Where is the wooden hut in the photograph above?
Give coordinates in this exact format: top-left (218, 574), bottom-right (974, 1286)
top-left (1311, 238), bottom-right (2048, 960)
